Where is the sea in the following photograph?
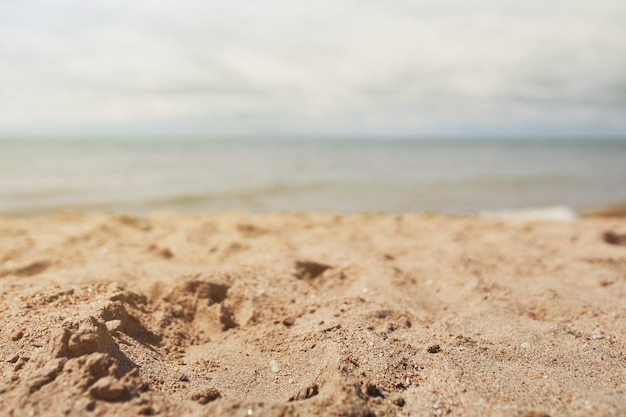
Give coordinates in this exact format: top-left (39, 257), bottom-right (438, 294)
top-left (1, 138), bottom-right (625, 216)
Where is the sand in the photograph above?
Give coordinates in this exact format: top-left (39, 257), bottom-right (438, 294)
top-left (1, 211), bottom-right (625, 416)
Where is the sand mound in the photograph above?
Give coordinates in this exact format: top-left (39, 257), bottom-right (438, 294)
top-left (1, 212), bottom-right (625, 416)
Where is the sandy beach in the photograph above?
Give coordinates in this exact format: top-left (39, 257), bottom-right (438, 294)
top-left (1, 211), bottom-right (625, 416)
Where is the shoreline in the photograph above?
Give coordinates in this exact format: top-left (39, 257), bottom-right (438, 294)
top-left (1, 211), bottom-right (625, 416)
top-left (2, 199), bottom-right (626, 221)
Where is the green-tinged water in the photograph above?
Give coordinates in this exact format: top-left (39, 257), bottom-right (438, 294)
top-left (1, 138), bottom-right (625, 216)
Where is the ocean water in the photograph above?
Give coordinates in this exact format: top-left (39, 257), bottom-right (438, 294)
top-left (0, 138), bottom-right (625, 216)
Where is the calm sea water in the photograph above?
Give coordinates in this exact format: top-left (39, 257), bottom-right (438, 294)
top-left (1, 138), bottom-right (625, 216)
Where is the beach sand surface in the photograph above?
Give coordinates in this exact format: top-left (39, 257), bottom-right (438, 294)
top-left (1, 211), bottom-right (625, 416)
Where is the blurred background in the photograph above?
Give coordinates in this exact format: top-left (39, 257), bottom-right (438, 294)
top-left (1, 0), bottom-right (625, 215)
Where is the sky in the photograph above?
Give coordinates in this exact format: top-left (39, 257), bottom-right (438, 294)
top-left (0, 0), bottom-right (625, 138)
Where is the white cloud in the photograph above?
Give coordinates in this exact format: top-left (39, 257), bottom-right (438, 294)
top-left (0, 0), bottom-right (625, 136)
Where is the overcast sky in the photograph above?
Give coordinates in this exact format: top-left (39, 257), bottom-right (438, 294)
top-left (0, 0), bottom-right (625, 138)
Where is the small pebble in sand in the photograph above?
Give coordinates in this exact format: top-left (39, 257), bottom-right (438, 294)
top-left (521, 342), bottom-right (531, 349)
top-left (393, 396), bottom-right (405, 407)
top-left (427, 344), bottom-right (441, 354)
top-left (247, 409), bottom-right (253, 415)
top-left (592, 334), bottom-right (604, 340)
top-left (159, 248), bottom-right (173, 259)
top-left (270, 360), bottom-right (280, 373)
top-left (603, 231), bottom-right (626, 246)
top-left (11, 330), bottom-right (24, 341)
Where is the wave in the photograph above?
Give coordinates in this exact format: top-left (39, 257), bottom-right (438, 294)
top-left (143, 182), bottom-right (332, 208)
top-left (479, 206), bottom-right (578, 222)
